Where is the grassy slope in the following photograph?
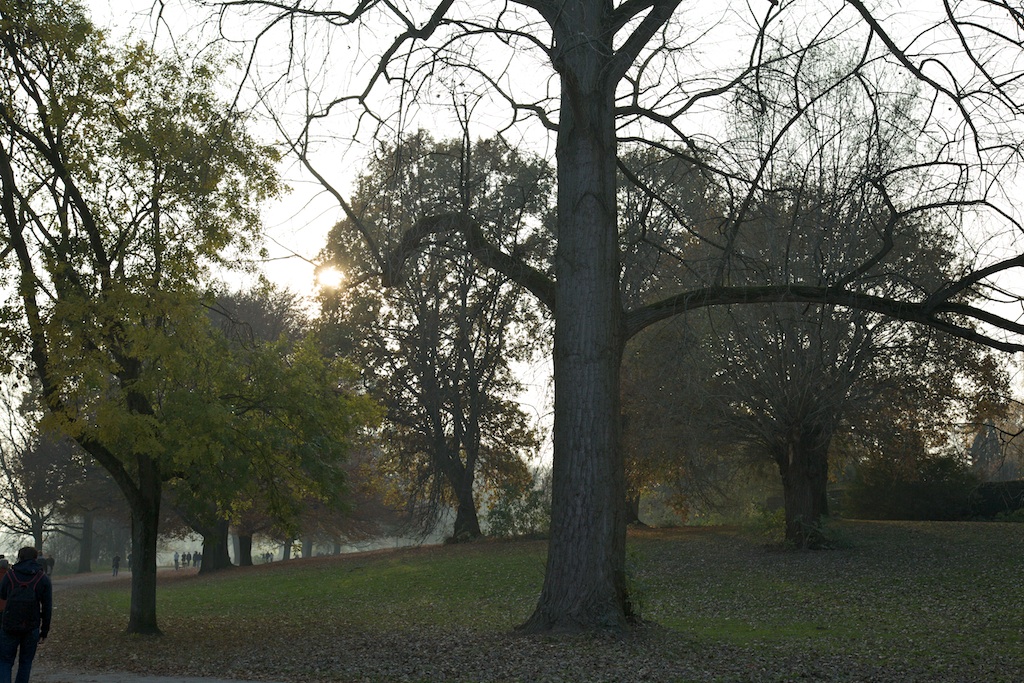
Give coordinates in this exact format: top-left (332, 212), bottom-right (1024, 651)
top-left (42, 521), bottom-right (1024, 682)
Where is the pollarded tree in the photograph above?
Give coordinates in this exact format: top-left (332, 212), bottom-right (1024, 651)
top-left (319, 132), bottom-right (550, 541)
top-left (0, 1), bottom-right (278, 633)
top-left (210, 0), bottom-right (1024, 631)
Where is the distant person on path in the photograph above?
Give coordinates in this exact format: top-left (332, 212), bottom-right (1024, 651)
top-left (0, 546), bottom-right (52, 683)
top-left (126, 553), bottom-right (132, 572)
top-left (173, 552), bottom-right (179, 571)
top-left (193, 552), bottom-right (201, 570)
top-left (42, 556), bottom-right (53, 577)
top-left (111, 556), bottom-right (120, 577)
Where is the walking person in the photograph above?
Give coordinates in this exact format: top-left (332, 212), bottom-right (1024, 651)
top-left (111, 555), bottom-right (120, 577)
top-left (0, 547), bottom-right (53, 683)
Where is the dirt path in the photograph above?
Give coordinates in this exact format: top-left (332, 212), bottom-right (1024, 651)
top-left (49, 567), bottom-right (190, 589)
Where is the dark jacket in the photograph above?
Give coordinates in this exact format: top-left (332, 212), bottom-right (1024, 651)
top-left (0, 559), bottom-right (53, 638)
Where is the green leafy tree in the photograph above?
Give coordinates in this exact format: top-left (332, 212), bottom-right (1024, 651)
top-left (0, 1), bottom-right (279, 633)
top-left (167, 301), bottom-right (381, 573)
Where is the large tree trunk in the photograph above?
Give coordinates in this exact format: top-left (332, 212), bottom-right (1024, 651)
top-left (521, 8), bottom-right (629, 631)
top-left (198, 518), bottom-right (233, 574)
top-left (126, 456), bottom-right (162, 635)
top-left (76, 513), bottom-right (94, 574)
top-left (775, 427), bottom-right (832, 549)
top-left (237, 534), bottom-right (254, 567)
top-left (450, 466), bottom-right (482, 541)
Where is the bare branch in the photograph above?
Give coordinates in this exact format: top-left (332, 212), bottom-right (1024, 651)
top-left (626, 283), bottom-right (1024, 352)
top-left (383, 212), bottom-right (555, 312)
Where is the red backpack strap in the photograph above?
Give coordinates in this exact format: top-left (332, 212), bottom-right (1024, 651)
top-left (10, 571), bottom-right (42, 589)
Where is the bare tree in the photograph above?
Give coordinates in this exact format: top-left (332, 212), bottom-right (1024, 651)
top-left (204, 0), bottom-right (1024, 632)
top-left (0, 386), bottom-right (82, 549)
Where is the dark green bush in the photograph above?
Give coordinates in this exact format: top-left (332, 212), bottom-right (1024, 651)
top-left (846, 454), bottom-right (980, 521)
top-left (970, 480), bottom-right (1024, 518)
top-left (483, 470), bottom-right (551, 538)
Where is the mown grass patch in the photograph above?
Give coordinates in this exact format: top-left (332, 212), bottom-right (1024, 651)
top-left (41, 521), bottom-right (1024, 682)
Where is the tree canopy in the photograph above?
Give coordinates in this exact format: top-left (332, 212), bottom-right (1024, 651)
top-left (0, 0), bottom-right (377, 633)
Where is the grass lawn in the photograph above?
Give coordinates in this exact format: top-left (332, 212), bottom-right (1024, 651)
top-left (40, 521), bottom-right (1024, 682)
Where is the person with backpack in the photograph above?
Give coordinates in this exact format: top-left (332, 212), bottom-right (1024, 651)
top-left (0, 547), bottom-right (52, 683)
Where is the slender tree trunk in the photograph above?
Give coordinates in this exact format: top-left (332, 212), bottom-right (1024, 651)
top-left (238, 534), bottom-right (254, 567)
top-left (775, 427), bottom-right (832, 549)
top-left (77, 513), bottom-right (94, 574)
top-left (302, 538), bottom-right (313, 558)
top-left (198, 518), bottom-right (233, 574)
top-left (522, 11), bottom-right (629, 631)
top-left (126, 456), bottom-right (162, 635)
top-left (282, 541), bottom-right (292, 560)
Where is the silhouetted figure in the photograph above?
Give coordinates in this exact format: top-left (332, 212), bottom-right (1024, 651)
top-left (0, 546), bottom-right (52, 683)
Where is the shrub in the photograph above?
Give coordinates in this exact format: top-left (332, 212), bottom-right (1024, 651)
top-left (846, 454), bottom-right (979, 521)
top-left (741, 504), bottom-right (786, 545)
top-left (483, 468), bottom-right (551, 538)
top-left (970, 480), bottom-right (1024, 519)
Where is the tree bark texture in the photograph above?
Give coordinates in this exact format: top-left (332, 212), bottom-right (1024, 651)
top-left (450, 466), bottom-right (482, 541)
top-left (238, 534), bottom-right (254, 567)
top-left (774, 427), bottom-right (832, 548)
top-left (199, 518), bottom-right (234, 574)
top-left (76, 513), bottom-right (94, 574)
top-left (522, 5), bottom-right (630, 631)
top-left (126, 456), bottom-right (162, 635)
